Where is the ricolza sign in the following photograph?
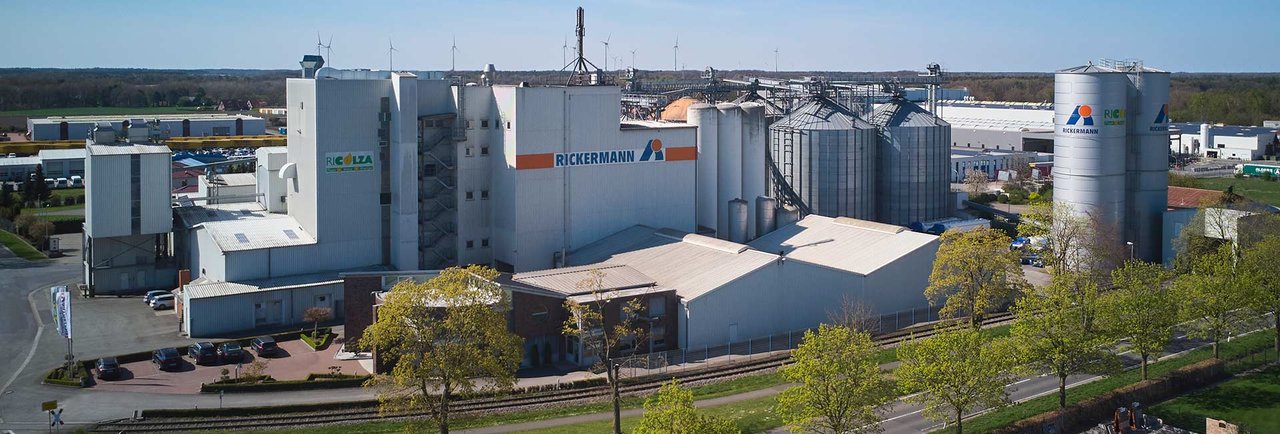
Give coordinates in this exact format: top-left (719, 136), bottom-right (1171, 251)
top-left (325, 151), bottom-right (375, 173)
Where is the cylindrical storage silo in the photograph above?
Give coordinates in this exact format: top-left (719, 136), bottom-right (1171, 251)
top-left (716, 103), bottom-right (743, 240)
top-left (777, 204), bottom-right (801, 228)
top-left (755, 195), bottom-right (777, 238)
top-left (871, 96), bottom-right (950, 226)
top-left (688, 103), bottom-right (719, 234)
top-left (1125, 67), bottom-right (1170, 262)
top-left (740, 103), bottom-right (767, 240)
top-left (769, 96), bottom-right (878, 220)
top-left (728, 198), bottom-right (749, 244)
top-left (1053, 65), bottom-right (1129, 236)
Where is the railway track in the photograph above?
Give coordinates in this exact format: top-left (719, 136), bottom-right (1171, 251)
top-left (93, 313), bottom-right (1013, 432)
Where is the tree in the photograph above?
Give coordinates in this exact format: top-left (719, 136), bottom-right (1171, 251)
top-left (26, 220), bottom-right (55, 249)
top-left (895, 327), bottom-right (1019, 434)
top-left (359, 265), bottom-right (523, 434)
top-left (1101, 260), bottom-right (1177, 380)
top-left (826, 296), bottom-right (882, 335)
top-left (777, 325), bottom-right (895, 434)
top-left (1173, 244), bottom-right (1250, 359)
top-left (562, 269), bottom-right (651, 434)
top-left (926, 228), bottom-right (1028, 328)
top-left (303, 306), bottom-right (332, 339)
top-left (1014, 273), bottom-right (1120, 408)
top-left (1007, 153), bottom-right (1034, 181)
top-left (963, 169), bottom-right (989, 199)
top-left (1243, 234), bottom-right (1280, 360)
top-left (1017, 201), bottom-right (1123, 278)
top-left (633, 380), bottom-right (739, 434)
top-left (27, 164), bottom-right (49, 204)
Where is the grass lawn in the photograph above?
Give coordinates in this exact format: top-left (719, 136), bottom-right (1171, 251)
top-left (0, 107), bottom-right (208, 117)
top-left (0, 229), bottom-right (46, 260)
top-left (1151, 365), bottom-right (1280, 433)
top-left (513, 394), bottom-right (781, 434)
top-left (934, 329), bottom-right (1278, 434)
top-left (1198, 176), bottom-right (1280, 207)
top-left (51, 188), bottom-right (84, 201)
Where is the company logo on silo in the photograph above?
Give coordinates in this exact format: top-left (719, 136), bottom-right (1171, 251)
top-left (324, 151), bottom-right (375, 173)
top-left (1150, 103), bottom-right (1169, 132)
top-left (639, 139), bottom-right (665, 162)
top-left (1067, 105), bottom-right (1095, 126)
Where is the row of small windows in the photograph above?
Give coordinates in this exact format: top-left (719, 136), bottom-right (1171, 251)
top-left (465, 238), bottom-right (490, 249)
top-left (464, 190), bottom-right (490, 200)
top-left (465, 119), bottom-right (512, 130)
top-left (464, 146), bottom-right (489, 156)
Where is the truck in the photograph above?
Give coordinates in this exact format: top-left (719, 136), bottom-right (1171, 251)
top-left (1236, 163), bottom-right (1280, 178)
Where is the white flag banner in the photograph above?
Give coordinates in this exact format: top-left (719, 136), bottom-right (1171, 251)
top-left (54, 290), bottom-right (72, 339)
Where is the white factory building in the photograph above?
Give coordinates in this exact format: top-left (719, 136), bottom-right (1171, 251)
top-left (1168, 123), bottom-right (1278, 160)
top-left (935, 101), bottom-right (1055, 152)
top-left (27, 113), bottom-right (266, 141)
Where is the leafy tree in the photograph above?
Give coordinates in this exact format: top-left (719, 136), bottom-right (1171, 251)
top-left (1172, 244), bottom-right (1250, 359)
top-left (1014, 273), bottom-right (1120, 408)
top-left (360, 265), bottom-right (523, 434)
top-left (1017, 201), bottom-right (1124, 278)
top-left (895, 327), bottom-right (1019, 434)
top-left (302, 306), bottom-right (332, 339)
top-left (1101, 260), bottom-right (1177, 379)
top-left (562, 269), bottom-right (651, 434)
top-left (1241, 234), bottom-right (1280, 360)
top-left (926, 228), bottom-right (1028, 328)
top-left (777, 325), bottom-right (895, 434)
top-left (633, 380), bottom-right (739, 434)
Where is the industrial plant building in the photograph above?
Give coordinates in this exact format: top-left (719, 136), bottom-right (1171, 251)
top-left (1168, 123), bottom-right (1277, 159)
top-left (27, 113), bottom-right (266, 141)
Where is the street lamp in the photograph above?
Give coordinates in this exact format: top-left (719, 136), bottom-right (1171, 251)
top-left (1126, 241), bottom-right (1134, 260)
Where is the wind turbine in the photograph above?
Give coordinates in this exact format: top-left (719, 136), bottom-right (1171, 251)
top-left (315, 33), bottom-right (324, 57)
top-left (321, 35), bottom-right (333, 67)
top-left (774, 48), bottom-right (779, 73)
top-left (601, 34), bottom-right (611, 72)
top-left (388, 38), bottom-right (399, 71)
top-left (562, 35), bottom-right (569, 67)
top-left (673, 35), bottom-right (679, 71)
top-left (450, 35), bottom-right (460, 72)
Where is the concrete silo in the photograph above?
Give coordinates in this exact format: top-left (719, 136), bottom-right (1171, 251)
top-left (688, 103), bottom-right (719, 234)
top-left (716, 103), bottom-right (743, 240)
top-left (1053, 65), bottom-right (1129, 234)
top-left (871, 96), bottom-right (950, 226)
top-left (740, 103), bottom-right (767, 239)
top-left (1124, 66), bottom-right (1170, 262)
top-left (769, 96), bottom-right (878, 220)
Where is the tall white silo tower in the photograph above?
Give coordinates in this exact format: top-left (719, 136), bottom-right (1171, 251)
top-left (1054, 64), bottom-right (1130, 237)
top-left (1123, 64), bottom-right (1170, 262)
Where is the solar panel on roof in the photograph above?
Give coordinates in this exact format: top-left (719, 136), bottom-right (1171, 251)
top-left (283, 229), bottom-right (298, 240)
top-left (234, 233), bottom-right (249, 243)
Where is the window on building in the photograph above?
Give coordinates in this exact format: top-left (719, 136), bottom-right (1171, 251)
top-left (480, 119), bottom-right (489, 129)
top-left (481, 238), bottom-right (489, 247)
top-left (481, 146), bottom-right (489, 155)
top-left (506, 121), bottom-right (512, 129)
top-left (465, 120), bottom-right (472, 129)
top-left (481, 190), bottom-right (489, 200)
top-left (648, 297), bottom-right (665, 317)
top-left (651, 325), bottom-right (667, 350)
top-left (465, 191), bottom-right (474, 201)
top-left (466, 240), bottom-right (474, 249)
top-left (465, 146), bottom-right (474, 157)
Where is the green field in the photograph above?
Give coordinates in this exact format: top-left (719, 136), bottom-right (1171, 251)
top-left (1151, 365), bottom-right (1280, 433)
top-left (1198, 177), bottom-right (1280, 207)
top-left (0, 106), bottom-right (209, 117)
top-left (0, 229), bottom-right (46, 260)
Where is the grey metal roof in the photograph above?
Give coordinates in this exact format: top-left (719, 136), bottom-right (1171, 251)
top-left (748, 215), bottom-right (938, 276)
top-left (199, 215), bottom-right (316, 252)
top-left (771, 96), bottom-right (873, 131)
top-left (0, 157), bottom-right (41, 166)
top-left (183, 268), bottom-right (366, 300)
top-left (1057, 64), bottom-right (1124, 74)
top-left (209, 173), bottom-right (257, 187)
top-left (30, 113), bottom-right (263, 124)
top-left (512, 263), bottom-right (656, 295)
top-left (86, 144), bottom-right (171, 156)
top-left (37, 149), bottom-right (86, 160)
top-left (1170, 123), bottom-right (1278, 137)
top-left (870, 97), bottom-right (948, 128)
top-left (175, 203), bottom-right (270, 229)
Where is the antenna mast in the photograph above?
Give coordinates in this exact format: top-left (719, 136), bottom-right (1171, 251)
top-left (561, 6), bottom-right (603, 86)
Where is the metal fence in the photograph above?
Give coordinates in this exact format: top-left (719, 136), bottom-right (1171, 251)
top-left (612, 305), bottom-right (945, 378)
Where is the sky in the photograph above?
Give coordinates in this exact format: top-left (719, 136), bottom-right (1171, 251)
top-left (2, 0), bottom-right (1277, 73)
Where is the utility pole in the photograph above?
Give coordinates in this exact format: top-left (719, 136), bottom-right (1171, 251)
top-left (630, 49), bottom-right (636, 69)
top-left (774, 48), bottom-right (779, 73)
top-left (673, 35), bottom-right (679, 72)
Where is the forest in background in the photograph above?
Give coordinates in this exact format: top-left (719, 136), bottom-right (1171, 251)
top-left (1, 68), bottom-right (1278, 126)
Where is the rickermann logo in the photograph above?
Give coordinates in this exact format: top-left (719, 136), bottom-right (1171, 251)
top-left (1066, 105), bottom-right (1094, 126)
top-left (639, 139), bottom-right (664, 162)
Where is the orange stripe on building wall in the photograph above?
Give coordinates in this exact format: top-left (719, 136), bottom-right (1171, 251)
top-left (516, 153), bottom-right (555, 170)
top-left (665, 146), bottom-right (697, 161)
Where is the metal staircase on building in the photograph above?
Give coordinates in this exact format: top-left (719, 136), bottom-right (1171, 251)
top-left (418, 120), bottom-right (460, 270)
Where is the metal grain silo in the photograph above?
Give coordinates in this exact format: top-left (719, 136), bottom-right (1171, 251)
top-left (769, 96), bottom-right (878, 220)
top-left (1054, 64), bottom-right (1129, 233)
top-left (778, 204), bottom-right (801, 228)
top-left (755, 195), bottom-right (777, 237)
top-left (1124, 66), bottom-right (1170, 262)
top-left (728, 198), bottom-right (749, 243)
top-left (716, 103), bottom-right (743, 240)
top-left (740, 102), bottom-right (767, 239)
top-left (871, 96), bottom-right (951, 226)
top-left (688, 103), bottom-right (719, 234)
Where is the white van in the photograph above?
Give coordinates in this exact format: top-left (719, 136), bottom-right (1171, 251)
top-left (54, 178), bottom-right (69, 189)
top-left (44, 178), bottom-right (55, 189)
top-left (69, 176), bottom-right (83, 188)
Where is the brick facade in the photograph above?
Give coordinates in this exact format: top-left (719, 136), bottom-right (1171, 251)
top-left (342, 275), bottom-right (381, 345)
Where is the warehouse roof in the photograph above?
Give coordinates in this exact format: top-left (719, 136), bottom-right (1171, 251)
top-left (37, 149), bottom-right (86, 160)
top-left (749, 215), bottom-right (938, 276)
top-left (175, 202), bottom-right (272, 228)
top-left (207, 173), bottom-right (256, 187)
top-left (1170, 123), bottom-right (1278, 138)
top-left (1168, 186), bottom-right (1224, 209)
top-left (945, 116), bottom-right (1052, 132)
top-left (199, 216), bottom-right (315, 252)
top-left (0, 157), bottom-right (40, 166)
top-left (86, 143), bottom-right (171, 156)
top-left (567, 226), bottom-right (776, 300)
top-left (184, 267), bottom-right (378, 300)
top-left (30, 113), bottom-right (263, 124)
top-left (512, 263), bottom-right (656, 295)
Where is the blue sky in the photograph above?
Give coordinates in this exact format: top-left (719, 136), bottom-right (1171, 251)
top-left (2, 0), bottom-right (1276, 72)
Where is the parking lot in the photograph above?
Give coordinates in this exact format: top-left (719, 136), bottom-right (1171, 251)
top-left (92, 338), bottom-right (369, 394)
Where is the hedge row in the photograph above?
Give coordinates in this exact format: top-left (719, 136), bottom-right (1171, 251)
top-left (44, 364), bottom-right (90, 388)
top-left (200, 374), bottom-right (371, 393)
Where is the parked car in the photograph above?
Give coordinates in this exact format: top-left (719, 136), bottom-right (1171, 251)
top-left (188, 342), bottom-right (218, 365)
top-left (151, 294), bottom-right (175, 310)
top-left (152, 348), bottom-right (181, 371)
top-left (69, 175), bottom-right (83, 188)
top-left (217, 342), bottom-right (245, 363)
top-left (143, 290), bottom-right (169, 305)
top-left (95, 357), bottom-right (121, 380)
top-left (250, 336), bottom-right (279, 356)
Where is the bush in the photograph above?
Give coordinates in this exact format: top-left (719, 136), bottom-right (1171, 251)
top-left (76, 194), bottom-right (85, 204)
top-left (44, 363), bottom-right (90, 387)
top-left (200, 374), bottom-right (369, 393)
top-left (301, 331), bottom-right (333, 351)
